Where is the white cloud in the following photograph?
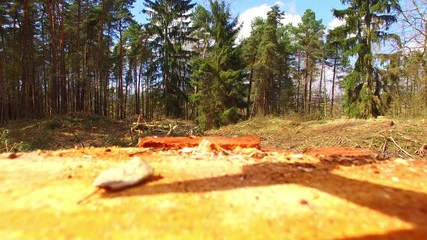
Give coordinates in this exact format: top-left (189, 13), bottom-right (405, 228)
top-left (274, 1), bottom-right (285, 7)
top-left (327, 18), bottom-right (345, 30)
top-left (285, 1), bottom-right (298, 15)
top-left (281, 1), bottom-right (301, 27)
top-left (282, 14), bottom-right (301, 26)
top-left (237, 3), bottom-right (301, 42)
top-left (237, 4), bottom-right (271, 41)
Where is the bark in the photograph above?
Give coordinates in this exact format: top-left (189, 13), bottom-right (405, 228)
top-left (134, 59), bottom-right (140, 115)
top-left (303, 53), bottom-right (309, 113)
top-left (118, 19), bottom-right (124, 119)
top-left (96, 0), bottom-right (105, 115)
top-left (75, 0), bottom-right (83, 111)
top-left (59, 0), bottom-right (67, 114)
top-left (246, 54), bottom-right (256, 118)
top-left (308, 68), bottom-right (313, 114)
top-left (296, 50), bottom-right (301, 111)
top-left (47, 0), bottom-right (59, 115)
top-left (322, 59), bottom-right (327, 118)
top-left (21, 0), bottom-right (36, 118)
top-left (364, 3), bottom-right (375, 117)
top-left (331, 57), bottom-right (337, 117)
top-left (319, 58), bottom-right (324, 110)
top-left (263, 73), bottom-right (267, 117)
top-left (0, 55), bottom-right (7, 124)
top-left (424, 25), bottom-right (427, 110)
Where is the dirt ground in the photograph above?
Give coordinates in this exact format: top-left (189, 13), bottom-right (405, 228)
top-left (1, 137), bottom-right (427, 239)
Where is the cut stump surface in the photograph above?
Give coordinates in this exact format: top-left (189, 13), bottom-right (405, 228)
top-left (1, 136), bottom-right (427, 239)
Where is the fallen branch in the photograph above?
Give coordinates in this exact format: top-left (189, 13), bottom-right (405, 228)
top-left (77, 188), bottom-right (102, 205)
top-left (388, 137), bottom-right (413, 158)
top-left (72, 132), bottom-right (85, 148)
top-left (415, 144), bottom-right (427, 156)
top-left (381, 137), bottom-right (387, 154)
top-left (166, 124), bottom-right (178, 136)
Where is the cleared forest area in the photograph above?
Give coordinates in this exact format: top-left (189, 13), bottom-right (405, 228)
top-left (1, 115), bottom-right (426, 160)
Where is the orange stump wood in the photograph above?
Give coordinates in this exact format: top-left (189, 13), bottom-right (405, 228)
top-left (138, 136), bottom-right (260, 150)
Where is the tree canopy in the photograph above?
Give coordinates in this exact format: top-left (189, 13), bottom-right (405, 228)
top-left (1, 0), bottom-right (426, 127)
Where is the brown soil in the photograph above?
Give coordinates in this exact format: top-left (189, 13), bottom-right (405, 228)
top-left (1, 137), bottom-right (427, 239)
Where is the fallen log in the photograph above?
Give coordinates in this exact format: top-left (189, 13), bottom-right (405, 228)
top-left (138, 136), bottom-right (260, 150)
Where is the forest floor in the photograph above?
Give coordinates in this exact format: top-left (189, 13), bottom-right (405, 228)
top-left (1, 116), bottom-right (427, 239)
top-left (1, 114), bottom-right (427, 159)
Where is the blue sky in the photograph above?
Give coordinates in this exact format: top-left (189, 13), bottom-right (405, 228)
top-left (131, 0), bottom-right (346, 40)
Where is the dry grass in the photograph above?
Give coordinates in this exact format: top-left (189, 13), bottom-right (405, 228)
top-left (2, 115), bottom-right (426, 159)
top-left (0, 115), bottom-right (199, 152)
top-left (207, 116), bottom-right (427, 160)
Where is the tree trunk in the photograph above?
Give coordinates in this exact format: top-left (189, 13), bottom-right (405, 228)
top-left (246, 55), bottom-right (256, 118)
top-left (59, 0), bottom-right (67, 114)
top-left (0, 55), bottom-right (7, 124)
top-left (47, 0), bottom-right (59, 115)
top-left (331, 57), bottom-right (337, 117)
top-left (134, 59), bottom-right (140, 115)
top-left (364, 3), bottom-right (375, 117)
top-left (75, 0), bottom-right (83, 112)
top-left (308, 67), bottom-right (313, 114)
top-left (319, 58), bottom-right (324, 111)
top-left (296, 50), bottom-right (301, 111)
top-left (322, 59), bottom-right (327, 118)
top-left (96, 0), bottom-right (105, 115)
top-left (118, 19), bottom-right (124, 119)
top-left (424, 24), bottom-right (427, 111)
top-left (303, 53), bottom-right (309, 113)
top-left (22, 0), bottom-right (36, 118)
top-left (263, 74), bottom-right (267, 117)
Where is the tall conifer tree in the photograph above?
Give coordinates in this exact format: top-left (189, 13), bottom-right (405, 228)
top-left (191, 0), bottom-right (245, 129)
top-left (334, 0), bottom-right (401, 118)
top-left (143, 0), bottom-right (196, 117)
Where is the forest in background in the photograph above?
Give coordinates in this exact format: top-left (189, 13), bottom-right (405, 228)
top-left (0, 0), bottom-right (426, 129)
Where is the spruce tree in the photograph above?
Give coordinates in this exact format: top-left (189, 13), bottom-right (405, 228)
top-left (334, 0), bottom-right (401, 118)
top-left (191, 0), bottom-right (245, 129)
top-left (143, 0), bottom-right (196, 117)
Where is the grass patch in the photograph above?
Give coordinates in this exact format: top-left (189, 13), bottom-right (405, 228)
top-left (104, 136), bottom-right (132, 147)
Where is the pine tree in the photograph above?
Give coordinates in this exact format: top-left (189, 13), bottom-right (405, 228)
top-left (276, 24), bottom-right (295, 114)
top-left (254, 5), bottom-right (283, 116)
top-left (294, 9), bottom-right (325, 114)
top-left (325, 26), bottom-right (349, 117)
top-left (241, 17), bottom-right (265, 118)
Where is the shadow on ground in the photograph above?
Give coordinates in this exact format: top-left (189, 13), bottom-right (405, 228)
top-left (102, 157), bottom-right (427, 239)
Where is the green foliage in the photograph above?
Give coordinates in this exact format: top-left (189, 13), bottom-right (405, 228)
top-left (44, 118), bottom-right (64, 130)
top-left (0, 127), bottom-right (50, 152)
top-left (292, 9), bottom-right (325, 114)
top-left (334, 0), bottom-right (401, 118)
top-left (0, 129), bottom-right (11, 152)
top-left (104, 136), bottom-right (131, 147)
top-left (191, 1), bottom-right (246, 129)
top-left (1, 0), bottom-right (424, 128)
top-left (143, 0), bottom-right (196, 118)
top-left (220, 107), bottom-right (241, 125)
top-left (242, 5), bottom-right (296, 117)
top-left (29, 132), bottom-right (52, 151)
